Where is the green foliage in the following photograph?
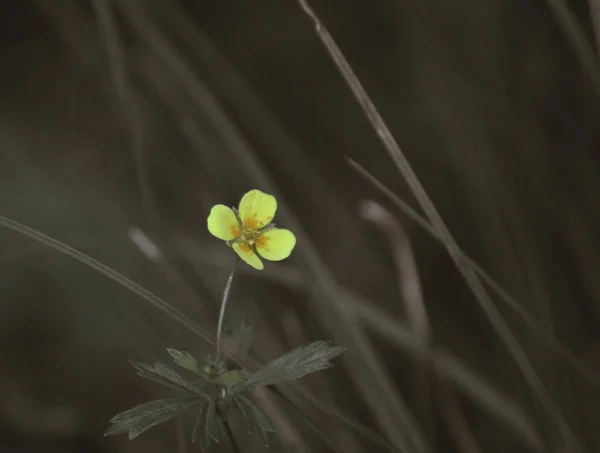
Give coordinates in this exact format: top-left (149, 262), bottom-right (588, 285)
top-left (214, 369), bottom-right (246, 385)
top-left (106, 339), bottom-right (345, 451)
top-left (193, 399), bottom-right (220, 451)
top-left (105, 397), bottom-right (201, 440)
top-left (131, 360), bottom-right (210, 394)
top-left (232, 341), bottom-right (347, 393)
top-left (233, 395), bottom-right (275, 446)
top-left (167, 348), bottom-right (201, 373)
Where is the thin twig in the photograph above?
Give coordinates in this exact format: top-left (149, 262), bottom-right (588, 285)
top-left (295, 2), bottom-right (582, 451)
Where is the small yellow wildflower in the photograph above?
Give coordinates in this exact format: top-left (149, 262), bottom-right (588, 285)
top-left (207, 189), bottom-right (296, 270)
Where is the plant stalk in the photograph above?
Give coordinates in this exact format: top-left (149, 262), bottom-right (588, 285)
top-left (215, 259), bottom-right (238, 366)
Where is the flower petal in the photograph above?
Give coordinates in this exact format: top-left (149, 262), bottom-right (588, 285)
top-left (232, 243), bottom-right (264, 270)
top-left (255, 229), bottom-right (296, 261)
top-left (207, 205), bottom-right (241, 241)
top-left (238, 190), bottom-right (277, 230)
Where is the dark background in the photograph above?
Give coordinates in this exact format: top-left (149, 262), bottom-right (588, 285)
top-left (1, 1), bottom-right (600, 452)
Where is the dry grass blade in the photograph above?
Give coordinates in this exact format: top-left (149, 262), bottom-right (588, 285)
top-left (546, 0), bottom-right (600, 98)
top-left (358, 201), bottom-right (430, 345)
top-left (0, 215), bottom-right (214, 346)
top-left (438, 384), bottom-right (483, 453)
top-left (348, 157), bottom-right (600, 386)
top-left (359, 200), bottom-right (486, 453)
top-left (295, 0), bottom-right (582, 451)
top-left (434, 352), bottom-right (542, 450)
top-left (590, 0), bottom-right (600, 56)
top-left (359, 200), bottom-right (435, 443)
top-left (345, 286), bottom-right (543, 449)
top-left (91, 0), bottom-right (157, 234)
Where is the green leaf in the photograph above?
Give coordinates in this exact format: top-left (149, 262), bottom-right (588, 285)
top-left (234, 395), bottom-right (274, 447)
top-left (131, 360), bottom-right (207, 395)
top-left (214, 370), bottom-right (246, 385)
top-left (226, 314), bottom-right (255, 354)
top-left (167, 348), bottom-right (200, 372)
top-left (105, 397), bottom-right (199, 440)
top-left (193, 399), bottom-right (220, 451)
top-left (235, 341), bottom-right (346, 391)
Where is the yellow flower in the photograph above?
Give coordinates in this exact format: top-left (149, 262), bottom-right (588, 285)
top-left (207, 189), bottom-right (297, 270)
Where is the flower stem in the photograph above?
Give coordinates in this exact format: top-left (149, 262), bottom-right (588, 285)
top-left (215, 258), bottom-right (238, 366)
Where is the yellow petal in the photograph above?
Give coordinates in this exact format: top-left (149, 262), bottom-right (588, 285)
top-left (207, 205), bottom-right (241, 241)
top-left (255, 229), bottom-right (296, 261)
top-left (232, 243), bottom-right (264, 270)
top-left (238, 189), bottom-right (277, 230)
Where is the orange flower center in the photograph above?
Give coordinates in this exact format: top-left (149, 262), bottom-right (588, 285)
top-left (230, 224), bottom-right (241, 238)
top-left (243, 215), bottom-right (259, 230)
top-left (254, 235), bottom-right (268, 249)
top-left (237, 243), bottom-right (252, 255)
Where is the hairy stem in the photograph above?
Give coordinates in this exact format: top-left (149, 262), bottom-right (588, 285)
top-left (215, 259), bottom-right (238, 366)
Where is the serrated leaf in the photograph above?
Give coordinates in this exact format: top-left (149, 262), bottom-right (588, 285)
top-left (131, 361), bottom-right (208, 395)
top-left (167, 348), bottom-right (200, 372)
top-left (234, 395), bottom-right (274, 447)
top-left (226, 314), bottom-right (255, 354)
top-left (105, 397), bottom-right (199, 440)
top-left (235, 341), bottom-right (346, 392)
top-left (193, 399), bottom-right (220, 451)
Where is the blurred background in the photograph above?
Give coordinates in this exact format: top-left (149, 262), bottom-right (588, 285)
top-left (1, 0), bottom-right (600, 452)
